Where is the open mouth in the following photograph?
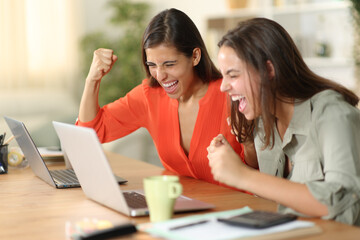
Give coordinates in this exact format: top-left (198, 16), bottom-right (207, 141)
top-left (231, 95), bottom-right (247, 112)
top-left (161, 80), bottom-right (179, 94)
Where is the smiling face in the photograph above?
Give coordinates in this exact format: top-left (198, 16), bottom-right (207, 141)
top-left (145, 44), bottom-right (200, 99)
top-left (218, 46), bottom-right (261, 121)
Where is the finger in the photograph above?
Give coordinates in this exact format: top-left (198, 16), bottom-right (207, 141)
top-left (214, 134), bottom-right (225, 145)
top-left (99, 48), bottom-right (114, 57)
top-left (94, 48), bottom-right (112, 58)
top-left (97, 64), bottom-right (110, 73)
top-left (208, 154), bottom-right (214, 167)
top-left (210, 138), bottom-right (221, 148)
top-left (95, 49), bottom-right (114, 64)
top-left (101, 57), bottom-right (113, 65)
top-left (207, 145), bottom-right (215, 153)
top-left (108, 55), bottom-right (118, 69)
top-left (220, 135), bottom-right (231, 147)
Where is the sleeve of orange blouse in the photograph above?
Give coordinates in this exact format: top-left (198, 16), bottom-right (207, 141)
top-left (76, 81), bottom-right (150, 143)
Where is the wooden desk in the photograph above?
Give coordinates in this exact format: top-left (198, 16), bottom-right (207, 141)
top-left (0, 151), bottom-right (359, 239)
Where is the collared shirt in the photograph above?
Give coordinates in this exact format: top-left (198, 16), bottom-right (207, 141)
top-left (254, 90), bottom-right (360, 225)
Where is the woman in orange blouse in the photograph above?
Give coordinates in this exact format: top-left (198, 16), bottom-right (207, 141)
top-left (76, 8), bottom-right (258, 185)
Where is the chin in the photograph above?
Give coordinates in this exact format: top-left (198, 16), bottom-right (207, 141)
top-left (166, 92), bottom-right (181, 100)
top-left (243, 112), bottom-right (255, 121)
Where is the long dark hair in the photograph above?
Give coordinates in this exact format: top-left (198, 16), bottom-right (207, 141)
top-left (142, 8), bottom-right (221, 87)
top-left (218, 18), bottom-right (359, 148)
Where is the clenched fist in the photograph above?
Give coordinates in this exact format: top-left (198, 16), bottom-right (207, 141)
top-left (207, 134), bottom-right (250, 189)
top-left (86, 48), bottom-right (118, 83)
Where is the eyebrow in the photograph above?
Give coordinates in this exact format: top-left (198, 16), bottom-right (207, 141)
top-left (145, 60), bottom-right (177, 66)
top-left (225, 69), bottom-right (240, 75)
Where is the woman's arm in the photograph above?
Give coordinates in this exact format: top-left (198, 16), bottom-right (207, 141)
top-left (207, 134), bottom-right (328, 217)
top-left (79, 48), bottom-right (118, 122)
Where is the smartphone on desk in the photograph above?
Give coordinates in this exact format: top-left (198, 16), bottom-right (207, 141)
top-left (217, 210), bottom-right (297, 229)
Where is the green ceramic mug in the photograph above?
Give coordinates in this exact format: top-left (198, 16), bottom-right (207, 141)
top-left (143, 175), bottom-right (183, 222)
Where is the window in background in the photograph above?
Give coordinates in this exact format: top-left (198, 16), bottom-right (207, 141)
top-left (0, 0), bottom-right (81, 91)
top-left (0, 0), bottom-right (83, 147)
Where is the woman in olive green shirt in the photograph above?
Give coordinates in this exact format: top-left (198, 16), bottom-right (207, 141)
top-left (207, 18), bottom-right (360, 225)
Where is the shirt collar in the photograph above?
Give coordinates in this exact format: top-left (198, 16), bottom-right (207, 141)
top-left (282, 98), bottom-right (312, 147)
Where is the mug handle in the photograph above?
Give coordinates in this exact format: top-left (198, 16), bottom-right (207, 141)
top-left (168, 182), bottom-right (182, 199)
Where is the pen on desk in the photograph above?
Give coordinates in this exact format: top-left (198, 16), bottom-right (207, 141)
top-left (169, 220), bottom-right (209, 231)
top-left (4, 135), bottom-right (14, 145)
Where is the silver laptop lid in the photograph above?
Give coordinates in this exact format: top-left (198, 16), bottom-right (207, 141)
top-left (52, 121), bottom-right (131, 215)
top-left (4, 116), bottom-right (56, 187)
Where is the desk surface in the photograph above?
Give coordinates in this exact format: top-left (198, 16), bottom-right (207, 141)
top-left (1, 151), bottom-right (359, 239)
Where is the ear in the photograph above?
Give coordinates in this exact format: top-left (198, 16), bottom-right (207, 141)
top-left (192, 48), bottom-right (201, 66)
top-left (266, 60), bottom-right (275, 79)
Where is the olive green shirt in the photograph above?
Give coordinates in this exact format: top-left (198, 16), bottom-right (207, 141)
top-left (254, 90), bottom-right (360, 226)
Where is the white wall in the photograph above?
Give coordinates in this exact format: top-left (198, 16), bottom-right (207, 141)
top-left (144, 0), bottom-right (228, 36)
top-left (79, 0), bottom-right (228, 40)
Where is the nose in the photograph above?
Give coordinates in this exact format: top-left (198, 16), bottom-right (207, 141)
top-left (155, 67), bottom-right (167, 82)
top-left (220, 78), bottom-right (231, 92)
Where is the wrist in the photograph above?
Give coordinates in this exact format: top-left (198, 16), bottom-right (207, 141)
top-left (85, 76), bottom-right (100, 85)
top-left (235, 165), bottom-right (256, 191)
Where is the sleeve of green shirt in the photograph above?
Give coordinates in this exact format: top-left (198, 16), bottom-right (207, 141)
top-left (306, 91), bottom-right (360, 225)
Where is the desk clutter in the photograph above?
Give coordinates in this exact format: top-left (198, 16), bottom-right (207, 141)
top-left (65, 218), bottom-right (137, 240)
top-left (3, 144), bottom-right (63, 171)
top-left (0, 134), bottom-right (63, 172)
top-left (138, 207), bottom-right (322, 240)
top-left (0, 133), bottom-right (30, 172)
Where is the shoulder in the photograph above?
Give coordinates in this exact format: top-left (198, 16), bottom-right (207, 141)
top-left (310, 90), bottom-right (359, 117)
top-left (310, 90), bottom-right (360, 129)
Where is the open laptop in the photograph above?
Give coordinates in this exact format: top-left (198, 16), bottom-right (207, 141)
top-left (52, 121), bottom-right (215, 217)
top-left (4, 116), bottom-right (127, 188)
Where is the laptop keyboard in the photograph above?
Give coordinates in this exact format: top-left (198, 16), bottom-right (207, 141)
top-left (123, 191), bottom-right (148, 209)
top-left (50, 169), bottom-right (79, 184)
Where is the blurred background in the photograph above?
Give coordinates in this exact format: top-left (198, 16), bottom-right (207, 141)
top-left (1, 0), bottom-right (359, 167)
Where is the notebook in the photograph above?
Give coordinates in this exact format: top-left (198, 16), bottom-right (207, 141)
top-left (52, 121), bottom-right (215, 217)
top-left (4, 116), bottom-right (127, 189)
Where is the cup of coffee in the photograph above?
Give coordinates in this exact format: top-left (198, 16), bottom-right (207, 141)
top-left (143, 175), bottom-right (182, 222)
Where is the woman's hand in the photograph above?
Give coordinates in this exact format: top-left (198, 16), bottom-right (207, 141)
top-left (78, 48), bottom-right (117, 122)
top-left (86, 48), bottom-right (118, 83)
top-left (207, 134), bottom-right (251, 189)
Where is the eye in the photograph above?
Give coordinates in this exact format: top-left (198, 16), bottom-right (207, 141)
top-left (147, 64), bottom-right (156, 70)
top-left (146, 61), bottom-right (156, 67)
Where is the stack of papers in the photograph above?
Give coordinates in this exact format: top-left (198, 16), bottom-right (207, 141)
top-left (138, 207), bottom-right (322, 240)
top-left (38, 147), bottom-right (64, 162)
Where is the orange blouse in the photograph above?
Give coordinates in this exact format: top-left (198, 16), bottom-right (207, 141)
top-left (76, 79), bottom-right (245, 186)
